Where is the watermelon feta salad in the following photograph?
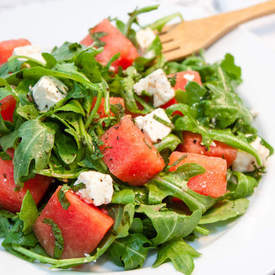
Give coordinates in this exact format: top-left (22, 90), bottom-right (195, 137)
top-left (0, 5), bottom-right (273, 275)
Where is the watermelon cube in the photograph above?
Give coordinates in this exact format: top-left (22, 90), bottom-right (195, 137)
top-left (179, 132), bottom-right (237, 167)
top-left (33, 187), bottom-right (114, 259)
top-left (162, 70), bottom-right (202, 110)
top-left (169, 152), bottom-right (227, 198)
top-left (80, 19), bottom-right (139, 71)
top-left (0, 95), bottom-right (17, 122)
top-left (0, 38), bottom-right (31, 65)
top-left (92, 97), bottom-right (125, 118)
top-left (100, 115), bottom-right (165, 186)
top-left (0, 153), bottom-right (51, 212)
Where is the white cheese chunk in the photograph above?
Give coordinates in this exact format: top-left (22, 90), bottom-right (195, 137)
top-left (135, 108), bottom-right (172, 143)
top-left (31, 76), bottom-right (67, 112)
top-left (136, 28), bottom-right (156, 58)
top-left (133, 69), bottom-right (175, 107)
top-left (13, 45), bottom-right (45, 64)
top-left (232, 137), bottom-right (270, 172)
top-left (75, 171), bottom-right (113, 206)
top-left (183, 73), bottom-right (195, 82)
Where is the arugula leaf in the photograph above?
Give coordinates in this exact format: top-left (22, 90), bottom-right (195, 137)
top-left (112, 189), bottom-right (135, 204)
top-left (137, 204), bottom-right (202, 245)
top-left (42, 53), bottom-right (57, 69)
top-left (2, 219), bottom-right (38, 249)
top-left (148, 163), bottom-right (215, 212)
top-left (0, 87), bottom-right (13, 101)
top-left (169, 104), bottom-right (262, 165)
top-left (123, 5), bottom-right (159, 39)
top-left (0, 209), bottom-right (15, 238)
top-left (51, 42), bottom-right (84, 62)
top-left (43, 218), bottom-right (64, 259)
top-left (108, 233), bottom-right (151, 270)
top-left (16, 104), bottom-right (39, 120)
top-left (146, 12), bottom-right (183, 32)
top-left (175, 81), bottom-right (206, 106)
top-left (220, 53), bottom-right (242, 84)
top-left (227, 171), bottom-right (258, 199)
top-left (0, 129), bottom-right (18, 151)
top-left (14, 119), bottom-right (55, 185)
top-left (153, 239), bottom-right (200, 275)
top-left (204, 83), bottom-right (253, 129)
top-left (55, 131), bottom-right (78, 165)
top-left (154, 134), bottom-right (181, 152)
top-left (108, 204), bottom-right (135, 239)
top-left (11, 232), bottom-right (115, 268)
top-left (129, 218), bottom-right (143, 233)
top-left (18, 191), bottom-right (39, 233)
top-left (199, 198), bottom-right (249, 224)
top-left (167, 104), bottom-right (212, 146)
top-left (55, 99), bottom-right (85, 116)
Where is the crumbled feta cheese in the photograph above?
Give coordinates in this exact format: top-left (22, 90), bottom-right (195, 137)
top-left (136, 28), bottom-right (156, 58)
top-left (13, 45), bottom-right (45, 64)
top-left (133, 69), bottom-right (175, 107)
top-left (183, 73), bottom-right (195, 82)
top-left (135, 108), bottom-right (172, 143)
top-left (75, 171), bottom-right (113, 206)
top-left (31, 76), bottom-right (68, 112)
top-left (232, 137), bottom-right (270, 172)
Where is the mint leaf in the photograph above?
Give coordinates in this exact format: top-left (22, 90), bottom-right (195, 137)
top-left (14, 119), bottom-right (55, 185)
top-left (153, 239), bottom-right (200, 275)
top-left (43, 218), bottom-right (64, 259)
top-left (57, 185), bottom-right (71, 210)
top-left (18, 191), bottom-right (39, 233)
top-left (199, 198), bottom-right (249, 225)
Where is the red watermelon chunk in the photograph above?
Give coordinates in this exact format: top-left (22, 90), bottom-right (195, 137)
top-left (0, 95), bottom-right (17, 122)
top-left (162, 70), bottom-right (202, 110)
top-left (33, 187), bottom-right (114, 259)
top-left (169, 152), bottom-right (227, 198)
top-left (0, 152), bottom-right (51, 212)
top-left (92, 97), bottom-right (125, 118)
top-left (179, 132), bottom-right (237, 167)
top-left (80, 19), bottom-right (139, 71)
top-left (100, 115), bottom-right (165, 186)
top-left (0, 38), bottom-right (31, 65)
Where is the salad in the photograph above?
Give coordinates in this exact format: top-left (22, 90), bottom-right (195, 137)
top-left (0, 5), bottom-right (273, 275)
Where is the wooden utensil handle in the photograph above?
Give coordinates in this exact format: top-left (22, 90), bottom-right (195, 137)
top-left (220, 0), bottom-right (275, 27)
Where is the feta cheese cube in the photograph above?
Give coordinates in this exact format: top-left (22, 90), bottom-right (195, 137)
top-left (31, 76), bottom-right (67, 112)
top-left (183, 73), bottom-right (195, 82)
top-left (135, 108), bottom-right (172, 143)
top-left (13, 45), bottom-right (45, 64)
top-left (133, 69), bottom-right (175, 107)
top-left (136, 28), bottom-right (156, 58)
top-left (75, 171), bottom-right (113, 206)
top-left (232, 137), bottom-right (270, 172)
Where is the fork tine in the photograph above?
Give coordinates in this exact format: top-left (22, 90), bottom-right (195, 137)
top-left (159, 32), bottom-right (174, 44)
top-left (163, 48), bottom-right (188, 61)
top-left (162, 40), bottom-right (181, 53)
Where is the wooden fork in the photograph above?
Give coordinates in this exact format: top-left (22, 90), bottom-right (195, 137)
top-left (160, 0), bottom-right (275, 61)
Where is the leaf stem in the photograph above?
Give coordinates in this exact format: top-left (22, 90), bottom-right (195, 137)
top-left (85, 88), bottom-right (103, 129)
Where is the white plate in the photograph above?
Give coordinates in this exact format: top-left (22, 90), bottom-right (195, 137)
top-left (0, 0), bottom-right (275, 274)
